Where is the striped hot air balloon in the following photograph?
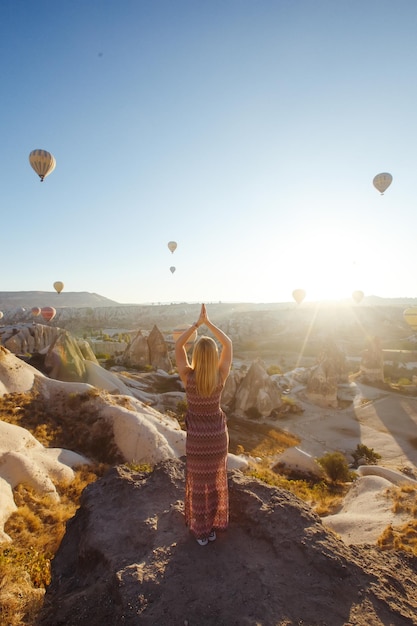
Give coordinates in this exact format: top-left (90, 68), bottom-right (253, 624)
top-left (29, 149), bottom-right (56, 182)
top-left (41, 306), bottom-right (56, 322)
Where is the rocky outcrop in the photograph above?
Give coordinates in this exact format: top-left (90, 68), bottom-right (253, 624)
top-left (1, 323), bottom-right (59, 354)
top-left (38, 459), bottom-right (417, 626)
top-left (0, 421), bottom-right (88, 542)
top-left (360, 336), bottom-right (385, 383)
top-left (120, 330), bottom-right (150, 369)
top-left (0, 324), bottom-right (99, 382)
top-left (44, 330), bottom-right (98, 383)
top-left (119, 326), bottom-right (172, 372)
top-left (221, 366), bottom-right (247, 410)
top-left (148, 325), bottom-right (172, 371)
top-left (307, 359), bottom-right (339, 408)
top-left (232, 358), bottom-right (282, 417)
top-left (306, 340), bottom-right (347, 408)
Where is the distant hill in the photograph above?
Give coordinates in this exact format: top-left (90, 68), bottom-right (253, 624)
top-left (0, 291), bottom-right (120, 309)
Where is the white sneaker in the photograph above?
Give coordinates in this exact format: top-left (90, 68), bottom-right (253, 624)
top-left (197, 538), bottom-right (208, 546)
top-left (208, 530), bottom-right (216, 542)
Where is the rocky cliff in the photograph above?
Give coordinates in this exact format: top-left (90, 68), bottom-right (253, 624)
top-left (38, 459), bottom-right (417, 626)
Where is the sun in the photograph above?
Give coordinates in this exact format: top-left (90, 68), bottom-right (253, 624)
top-left (290, 226), bottom-right (364, 302)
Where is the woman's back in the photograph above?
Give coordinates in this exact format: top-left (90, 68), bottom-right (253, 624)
top-left (185, 370), bottom-right (223, 417)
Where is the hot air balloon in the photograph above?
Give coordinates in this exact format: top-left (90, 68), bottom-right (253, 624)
top-left (352, 290), bottom-right (364, 304)
top-left (53, 281), bottom-right (64, 294)
top-left (29, 149), bottom-right (56, 182)
top-left (31, 306), bottom-right (41, 317)
top-left (172, 324), bottom-right (198, 347)
top-left (292, 289), bottom-right (306, 305)
top-left (403, 307), bottom-right (417, 331)
top-left (41, 306), bottom-right (56, 322)
top-left (170, 266), bottom-right (176, 274)
top-left (168, 241), bottom-right (177, 253)
top-left (0, 311), bottom-right (3, 320)
top-left (373, 172), bottom-right (392, 194)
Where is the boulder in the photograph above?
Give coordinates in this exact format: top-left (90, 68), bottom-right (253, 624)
top-left (274, 447), bottom-right (324, 479)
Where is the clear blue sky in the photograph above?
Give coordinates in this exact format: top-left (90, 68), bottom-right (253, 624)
top-left (2, 0), bottom-right (417, 304)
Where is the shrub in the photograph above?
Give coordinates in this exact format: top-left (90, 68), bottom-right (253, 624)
top-left (267, 364), bottom-right (282, 375)
top-left (317, 451), bottom-right (351, 484)
top-left (398, 377), bottom-right (411, 386)
top-left (352, 443), bottom-right (381, 467)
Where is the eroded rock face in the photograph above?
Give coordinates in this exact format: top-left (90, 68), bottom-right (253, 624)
top-left (119, 326), bottom-right (172, 372)
top-left (307, 359), bottom-right (339, 407)
top-left (233, 358), bottom-right (282, 417)
top-left (0, 324), bottom-right (99, 383)
top-left (360, 336), bottom-right (384, 383)
top-left (121, 330), bottom-right (150, 369)
top-left (221, 367), bottom-right (246, 411)
top-left (44, 331), bottom-right (96, 382)
top-left (147, 325), bottom-right (172, 371)
top-left (2, 323), bottom-right (59, 354)
top-left (39, 459), bottom-right (417, 626)
top-left (306, 340), bottom-right (347, 408)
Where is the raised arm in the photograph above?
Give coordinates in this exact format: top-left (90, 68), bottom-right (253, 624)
top-left (201, 305), bottom-right (233, 382)
top-left (175, 304), bottom-right (233, 384)
top-left (175, 324), bottom-right (197, 384)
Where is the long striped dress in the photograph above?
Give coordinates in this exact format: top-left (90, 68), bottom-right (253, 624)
top-left (184, 370), bottom-right (229, 539)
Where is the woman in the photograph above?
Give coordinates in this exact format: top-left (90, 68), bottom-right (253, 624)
top-left (175, 304), bottom-right (233, 546)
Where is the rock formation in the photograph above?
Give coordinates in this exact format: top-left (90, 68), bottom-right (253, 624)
top-left (232, 358), bottom-right (282, 417)
top-left (0, 324), bottom-right (99, 383)
top-left (120, 330), bottom-right (150, 369)
top-left (44, 330), bottom-right (98, 382)
top-left (220, 366), bottom-right (246, 410)
top-left (1, 323), bottom-right (60, 354)
top-left (118, 325), bottom-right (172, 372)
top-left (307, 340), bottom-right (347, 408)
top-left (0, 421), bottom-right (88, 542)
top-left (360, 336), bottom-right (385, 383)
top-left (147, 324), bottom-right (172, 371)
top-left (38, 459), bottom-right (417, 626)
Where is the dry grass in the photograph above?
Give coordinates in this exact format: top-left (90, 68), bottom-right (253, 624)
top-left (0, 464), bottom-right (106, 625)
top-left (0, 386), bottom-right (123, 463)
top-left (0, 385), bottom-right (118, 625)
top-left (246, 463), bottom-right (348, 515)
top-left (377, 484), bottom-right (417, 556)
top-left (227, 417), bottom-right (299, 457)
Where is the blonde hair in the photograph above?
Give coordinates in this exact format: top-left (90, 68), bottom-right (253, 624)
top-left (191, 336), bottom-right (220, 397)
